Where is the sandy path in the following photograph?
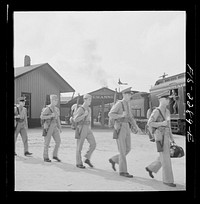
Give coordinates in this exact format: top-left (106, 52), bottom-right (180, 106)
top-left (15, 127), bottom-right (186, 191)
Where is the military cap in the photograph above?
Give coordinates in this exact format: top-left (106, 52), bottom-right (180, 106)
top-left (17, 96), bottom-right (26, 102)
top-left (50, 94), bottom-right (58, 100)
top-left (121, 87), bottom-right (133, 94)
top-left (156, 90), bottom-right (172, 99)
top-left (83, 93), bottom-right (92, 99)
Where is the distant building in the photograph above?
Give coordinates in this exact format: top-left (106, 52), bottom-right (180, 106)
top-left (130, 92), bottom-right (150, 118)
top-left (14, 55), bottom-right (75, 127)
top-left (60, 96), bottom-right (72, 121)
top-left (61, 87), bottom-right (141, 127)
top-left (61, 87), bottom-right (116, 127)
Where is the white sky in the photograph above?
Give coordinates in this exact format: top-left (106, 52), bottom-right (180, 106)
top-left (14, 11), bottom-right (186, 96)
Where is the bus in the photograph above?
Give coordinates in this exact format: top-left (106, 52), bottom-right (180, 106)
top-left (149, 72), bottom-right (186, 135)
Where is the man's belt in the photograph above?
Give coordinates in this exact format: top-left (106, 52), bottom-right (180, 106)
top-left (51, 119), bottom-right (57, 123)
top-left (15, 118), bottom-right (25, 123)
top-left (117, 118), bottom-right (129, 123)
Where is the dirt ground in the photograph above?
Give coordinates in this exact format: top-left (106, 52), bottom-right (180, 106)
top-left (15, 126), bottom-right (186, 191)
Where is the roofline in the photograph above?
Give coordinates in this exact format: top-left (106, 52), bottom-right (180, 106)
top-left (88, 87), bottom-right (115, 95)
top-left (155, 72), bottom-right (185, 85)
top-left (15, 63), bottom-right (75, 92)
top-left (14, 63), bottom-right (47, 78)
top-left (47, 63), bottom-right (75, 92)
top-left (150, 77), bottom-right (185, 93)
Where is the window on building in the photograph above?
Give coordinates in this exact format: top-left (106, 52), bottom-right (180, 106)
top-left (170, 89), bottom-right (179, 114)
top-left (183, 86), bottom-right (186, 103)
top-left (132, 108), bottom-right (141, 118)
top-left (45, 94), bottom-right (51, 106)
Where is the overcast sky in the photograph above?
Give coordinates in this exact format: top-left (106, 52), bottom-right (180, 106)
top-left (14, 11), bottom-right (186, 96)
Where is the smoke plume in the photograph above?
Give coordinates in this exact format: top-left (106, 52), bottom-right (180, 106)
top-left (80, 40), bottom-right (108, 87)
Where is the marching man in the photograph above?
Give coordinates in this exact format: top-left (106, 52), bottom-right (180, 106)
top-left (73, 94), bottom-right (96, 169)
top-left (40, 94), bottom-right (62, 162)
top-left (108, 87), bottom-right (142, 178)
top-left (14, 96), bottom-right (32, 156)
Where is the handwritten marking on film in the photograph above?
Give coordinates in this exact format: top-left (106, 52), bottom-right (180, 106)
top-left (186, 64), bottom-right (194, 142)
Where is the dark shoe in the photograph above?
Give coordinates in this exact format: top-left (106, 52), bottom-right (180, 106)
top-left (84, 159), bottom-right (93, 167)
top-left (24, 151), bottom-right (33, 156)
top-left (109, 159), bottom-right (116, 171)
top-left (163, 182), bottom-right (176, 187)
top-left (145, 167), bottom-right (154, 178)
top-left (120, 172), bottom-right (133, 178)
top-left (53, 157), bottom-right (61, 162)
top-left (76, 164), bottom-right (86, 169)
top-left (150, 138), bottom-right (155, 142)
top-left (44, 158), bottom-right (51, 162)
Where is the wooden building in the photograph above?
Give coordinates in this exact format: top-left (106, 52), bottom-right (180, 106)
top-left (61, 87), bottom-right (140, 128)
top-left (61, 87), bottom-right (116, 127)
top-left (60, 96), bottom-right (72, 122)
top-left (130, 92), bottom-right (150, 119)
top-left (14, 55), bottom-right (75, 128)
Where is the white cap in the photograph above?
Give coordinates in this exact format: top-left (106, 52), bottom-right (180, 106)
top-left (50, 94), bottom-right (58, 100)
top-left (121, 87), bottom-right (133, 94)
top-left (83, 93), bottom-right (92, 99)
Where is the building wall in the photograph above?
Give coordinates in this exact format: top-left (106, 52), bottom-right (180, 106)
top-left (60, 107), bottom-right (70, 121)
top-left (130, 93), bottom-right (150, 118)
top-left (143, 95), bottom-right (150, 118)
top-left (131, 98), bottom-right (145, 117)
top-left (15, 65), bottom-right (61, 127)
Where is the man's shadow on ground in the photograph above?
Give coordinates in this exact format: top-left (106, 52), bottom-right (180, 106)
top-left (15, 155), bottom-right (185, 191)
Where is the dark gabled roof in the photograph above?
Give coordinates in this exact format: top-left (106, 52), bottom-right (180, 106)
top-left (62, 87), bottom-right (116, 107)
top-left (89, 87), bottom-right (116, 95)
top-left (14, 63), bottom-right (75, 93)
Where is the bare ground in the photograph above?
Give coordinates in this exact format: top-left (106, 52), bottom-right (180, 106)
top-left (15, 126), bottom-right (186, 191)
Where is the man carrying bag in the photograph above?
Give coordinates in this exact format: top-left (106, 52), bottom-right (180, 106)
top-left (145, 90), bottom-right (177, 187)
